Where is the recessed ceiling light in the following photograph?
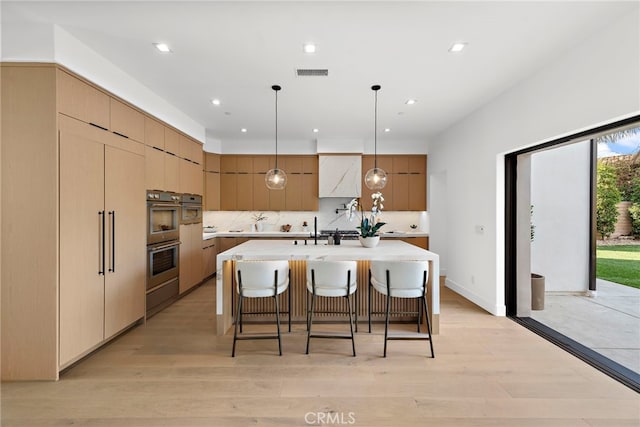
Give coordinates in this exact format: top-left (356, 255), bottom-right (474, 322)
top-left (384, 128), bottom-right (391, 133)
top-left (405, 99), bottom-right (417, 105)
top-left (153, 43), bottom-right (172, 53)
top-left (211, 99), bottom-right (221, 106)
top-left (303, 43), bottom-right (317, 54)
top-left (241, 128), bottom-right (247, 133)
top-left (448, 42), bottom-right (467, 53)
top-left (312, 128), bottom-right (319, 133)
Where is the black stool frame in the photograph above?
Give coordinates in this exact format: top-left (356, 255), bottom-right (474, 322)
top-left (232, 269), bottom-right (289, 357)
top-left (306, 269), bottom-right (357, 356)
top-left (368, 268), bottom-right (435, 358)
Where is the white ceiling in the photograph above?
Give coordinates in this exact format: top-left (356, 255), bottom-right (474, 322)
top-left (3, 1), bottom-right (636, 147)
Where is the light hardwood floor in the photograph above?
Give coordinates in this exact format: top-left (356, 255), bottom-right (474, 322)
top-left (2, 279), bottom-right (638, 426)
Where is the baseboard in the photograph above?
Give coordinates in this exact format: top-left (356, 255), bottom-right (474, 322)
top-left (445, 278), bottom-right (506, 316)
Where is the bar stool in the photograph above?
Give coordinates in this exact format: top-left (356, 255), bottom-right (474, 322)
top-left (306, 260), bottom-right (358, 356)
top-left (232, 260), bottom-right (290, 357)
top-left (368, 260), bottom-right (434, 358)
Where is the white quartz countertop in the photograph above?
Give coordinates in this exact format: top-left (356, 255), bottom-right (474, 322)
top-left (216, 239), bottom-right (437, 261)
top-left (203, 230), bottom-right (428, 240)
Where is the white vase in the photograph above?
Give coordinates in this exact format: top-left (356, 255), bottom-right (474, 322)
top-left (255, 222), bottom-right (263, 232)
top-left (359, 236), bottom-right (380, 248)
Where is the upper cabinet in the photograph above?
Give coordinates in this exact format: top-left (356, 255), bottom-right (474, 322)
top-left (214, 155), bottom-right (317, 211)
top-left (110, 98), bottom-right (145, 142)
top-left (57, 70), bottom-right (145, 143)
top-left (362, 154), bottom-right (426, 211)
top-left (57, 69), bottom-right (110, 129)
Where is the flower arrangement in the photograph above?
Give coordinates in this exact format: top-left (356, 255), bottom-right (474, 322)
top-left (251, 212), bottom-right (268, 222)
top-left (346, 192), bottom-right (386, 238)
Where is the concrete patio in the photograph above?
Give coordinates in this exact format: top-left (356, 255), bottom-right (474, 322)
top-left (530, 279), bottom-right (640, 374)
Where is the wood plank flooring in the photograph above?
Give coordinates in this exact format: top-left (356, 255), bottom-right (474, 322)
top-left (2, 278), bottom-right (638, 426)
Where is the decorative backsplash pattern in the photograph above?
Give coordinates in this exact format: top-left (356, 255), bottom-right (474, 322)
top-left (203, 198), bottom-right (429, 233)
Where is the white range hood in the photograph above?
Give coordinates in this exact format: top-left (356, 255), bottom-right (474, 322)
top-left (316, 139), bottom-right (363, 198)
top-left (318, 155), bottom-right (362, 198)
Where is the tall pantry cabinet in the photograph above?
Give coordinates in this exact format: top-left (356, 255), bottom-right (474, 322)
top-left (1, 64), bottom-right (145, 380)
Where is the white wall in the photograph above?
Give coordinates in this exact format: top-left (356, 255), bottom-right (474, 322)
top-left (531, 141), bottom-right (591, 293)
top-left (1, 23), bottom-right (206, 143)
top-left (428, 11), bottom-right (640, 315)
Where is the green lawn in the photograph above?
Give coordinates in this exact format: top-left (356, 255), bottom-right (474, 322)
top-left (596, 245), bottom-right (640, 289)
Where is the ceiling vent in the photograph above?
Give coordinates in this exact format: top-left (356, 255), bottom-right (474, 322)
top-left (296, 68), bottom-right (329, 77)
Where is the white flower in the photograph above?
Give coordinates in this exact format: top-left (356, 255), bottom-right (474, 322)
top-left (346, 198), bottom-right (359, 222)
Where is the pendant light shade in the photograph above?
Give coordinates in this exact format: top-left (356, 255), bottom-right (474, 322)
top-left (265, 84), bottom-right (287, 190)
top-left (364, 84), bottom-right (387, 190)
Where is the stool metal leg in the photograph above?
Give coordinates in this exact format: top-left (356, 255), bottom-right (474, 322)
top-left (417, 298), bottom-right (421, 333)
top-left (422, 294), bottom-right (435, 358)
top-left (368, 274), bottom-right (373, 333)
top-left (346, 294), bottom-right (356, 357)
top-left (274, 294), bottom-right (282, 356)
top-left (305, 290), bottom-right (316, 354)
top-left (383, 270), bottom-right (391, 357)
top-left (232, 294), bottom-right (243, 357)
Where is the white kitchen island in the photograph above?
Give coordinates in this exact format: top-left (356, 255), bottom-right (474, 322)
top-left (215, 239), bottom-right (440, 335)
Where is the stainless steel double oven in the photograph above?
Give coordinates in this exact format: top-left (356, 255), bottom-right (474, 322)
top-left (146, 191), bottom-right (181, 316)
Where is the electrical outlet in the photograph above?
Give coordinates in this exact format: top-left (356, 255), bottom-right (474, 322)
top-left (475, 225), bottom-right (485, 234)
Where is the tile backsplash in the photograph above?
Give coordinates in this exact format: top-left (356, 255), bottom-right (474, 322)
top-left (203, 198), bottom-right (429, 233)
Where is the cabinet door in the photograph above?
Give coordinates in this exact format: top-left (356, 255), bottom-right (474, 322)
top-left (285, 173), bottom-right (302, 211)
top-left (392, 172), bottom-right (409, 211)
top-left (110, 98), bottom-right (145, 143)
top-left (164, 128), bottom-right (180, 155)
top-left (145, 117), bottom-right (164, 149)
top-left (191, 225), bottom-right (204, 286)
top-left (205, 171), bottom-right (220, 210)
top-left (179, 158), bottom-right (191, 194)
top-left (269, 187), bottom-right (286, 211)
top-left (59, 130), bottom-right (105, 366)
top-left (202, 241), bottom-right (217, 278)
top-left (302, 173), bottom-right (318, 211)
top-left (220, 173), bottom-right (237, 210)
top-left (408, 173), bottom-right (426, 210)
top-left (165, 153), bottom-right (180, 192)
top-left (104, 145), bottom-right (145, 338)
top-left (253, 173), bottom-right (270, 211)
top-left (237, 173), bottom-right (253, 210)
top-left (179, 224), bottom-right (192, 294)
top-left (145, 145), bottom-right (165, 191)
top-left (191, 161), bottom-right (203, 196)
top-left (205, 153), bottom-right (220, 172)
top-left (57, 70), bottom-right (110, 129)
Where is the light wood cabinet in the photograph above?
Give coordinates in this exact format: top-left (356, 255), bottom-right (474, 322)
top-left (213, 155), bottom-right (318, 211)
top-left (362, 154), bottom-right (426, 211)
top-left (202, 238), bottom-right (217, 279)
top-left (110, 98), bottom-right (145, 142)
top-left (205, 171), bottom-right (221, 210)
top-left (179, 224), bottom-right (204, 294)
top-left (205, 152), bottom-right (220, 172)
top-left (165, 153), bottom-right (180, 193)
top-left (59, 115), bottom-right (145, 368)
top-left (57, 69), bottom-right (110, 129)
top-left (164, 128), bottom-right (180, 155)
top-left (145, 117), bottom-right (164, 149)
top-left (145, 145), bottom-right (165, 191)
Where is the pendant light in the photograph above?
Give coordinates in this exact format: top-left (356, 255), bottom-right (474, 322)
top-left (364, 84), bottom-right (387, 190)
top-left (265, 84), bottom-right (287, 190)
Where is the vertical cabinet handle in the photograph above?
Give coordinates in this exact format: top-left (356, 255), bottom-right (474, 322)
top-left (98, 211), bottom-right (105, 275)
top-left (108, 211), bottom-right (116, 273)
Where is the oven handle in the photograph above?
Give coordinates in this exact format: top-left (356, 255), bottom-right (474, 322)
top-left (148, 241), bottom-right (181, 252)
top-left (148, 203), bottom-right (181, 209)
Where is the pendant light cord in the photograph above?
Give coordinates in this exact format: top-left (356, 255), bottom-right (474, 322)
top-left (275, 88), bottom-right (279, 169)
top-left (374, 87), bottom-right (378, 169)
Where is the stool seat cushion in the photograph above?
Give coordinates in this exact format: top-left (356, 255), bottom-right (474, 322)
top-left (306, 260), bottom-right (357, 297)
top-left (235, 260), bottom-right (290, 297)
top-left (370, 260), bottom-right (429, 298)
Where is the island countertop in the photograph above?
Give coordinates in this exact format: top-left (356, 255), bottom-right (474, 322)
top-left (214, 239), bottom-right (440, 335)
